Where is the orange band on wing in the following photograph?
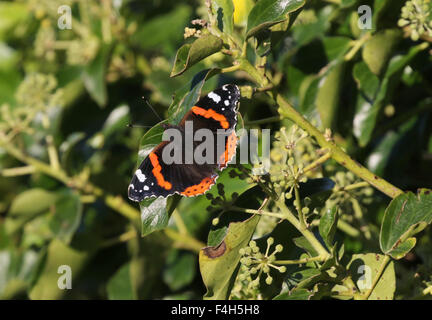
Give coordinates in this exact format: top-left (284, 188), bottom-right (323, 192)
top-left (149, 152), bottom-right (172, 190)
top-left (181, 176), bottom-right (216, 196)
top-left (219, 130), bottom-right (237, 168)
top-left (191, 106), bottom-right (230, 129)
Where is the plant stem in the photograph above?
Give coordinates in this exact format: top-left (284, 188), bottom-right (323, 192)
top-left (294, 184), bottom-right (307, 230)
top-left (274, 255), bottom-right (326, 265)
top-left (277, 200), bottom-right (330, 259)
top-left (238, 58), bottom-right (403, 199)
top-left (245, 116), bottom-right (281, 126)
top-left (0, 138), bottom-right (140, 226)
top-left (302, 151), bottom-right (332, 174)
top-left (230, 206), bottom-right (285, 219)
top-left (276, 95), bottom-right (403, 199)
top-left (1, 165), bottom-right (35, 176)
top-left (164, 228), bottom-right (206, 253)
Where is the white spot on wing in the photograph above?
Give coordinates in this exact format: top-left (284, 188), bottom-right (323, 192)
top-left (135, 169), bottom-right (147, 182)
top-left (224, 100), bottom-right (230, 106)
top-left (143, 185), bottom-right (149, 191)
top-left (208, 91), bottom-right (221, 103)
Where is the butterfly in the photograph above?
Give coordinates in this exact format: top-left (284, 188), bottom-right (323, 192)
top-left (128, 84), bottom-right (240, 202)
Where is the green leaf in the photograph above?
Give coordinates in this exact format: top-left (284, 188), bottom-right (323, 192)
top-left (29, 239), bottom-right (93, 299)
top-left (322, 37), bottom-right (352, 61)
top-left (170, 34), bottom-right (223, 77)
top-left (48, 190), bottom-right (83, 244)
top-left (163, 250), bottom-right (196, 291)
top-left (282, 267), bottom-right (322, 292)
top-left (9, 189), bottom-right (58, 218)
top-left (353, 43), bottom-right (428, 146)
top-left (106, 263), bottom-right (134, 300)
top-left (82, 44), bottom-right (110, 107)
top-left (380, 189), bottom-right (432, 259)
top-left (0, 2), bottom-right (29, 40)
top-left (362, 29), bottom-right (401, 76)
top-left (293, 236), bottom-right (318, 257)
top-left (274, 288), bottom-right (313, 300)
top-left (130, 5), bottom-right (191, 55)
top-left (319, 207), bottom-right (338, 249)
top-left (316, 62), bottom-right (346, 129)
top-left (292, 6), bottom-right (332, 46)
top-left (212, 0), bottom-right (235, 36)
top-left (347, 253), bottom-right (395, 300)
top-left (200, 215), bottom-right (260, 300)
top-left (0, 249), bottom-right (40, 299)
top-left (246, 0), bottom-right (305, 38)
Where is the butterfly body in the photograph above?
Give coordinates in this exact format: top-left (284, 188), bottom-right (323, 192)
top-left (128, 84), bottom-right (240, 202)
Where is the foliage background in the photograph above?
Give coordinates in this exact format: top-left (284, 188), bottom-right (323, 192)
top-left (0, 0), bottom-right (432, 300)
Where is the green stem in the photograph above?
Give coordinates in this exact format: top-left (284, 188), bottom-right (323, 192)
top-left (294, 184), bottom-right (307, 230)
top-left (0, 138), bottom-right (140, 226)
top-left (238, 59), bottom-right (403, 199)
top-left (277, 200), bottom-right (330, 259)
top-left (274, 255), bottom-right (326, 265)
top-left (230, 206), bottom-right (285, 219)
top-left (302, 151), bottom-right (332, 174)
top-left (245, 116), bottom-right (281, 126)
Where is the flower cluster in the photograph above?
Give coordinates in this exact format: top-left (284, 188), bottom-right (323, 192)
top-left (269, 126), bottom-right (320, 196)
top-left (398, 0), bottom-right (432, 41)
top-left (239, 238), bottom-right (286, 286)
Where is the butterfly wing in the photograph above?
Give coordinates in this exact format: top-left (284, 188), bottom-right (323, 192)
top-left (128, 84), bottom-right (240, 202)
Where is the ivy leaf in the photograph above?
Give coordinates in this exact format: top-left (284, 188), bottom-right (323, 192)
top-left (29, 239), bottom-right (93, 299)
top-left (353, 42), bottom-right (428, 146)
top-left (380, 189), bottom-right (432, 259)
top-left (82, 44), bottom-right (110, 107)
top-left (48, 189), bottom-right (83, 244)
top-left (163, 250), bottom-right (196, 291)
top-left (246, 0), bottom-right (305, 38)
top-left (170, 34), bottom-right (223, 77)
top-left (319, 207), bottom-right (338, 249)
top-left (106, 262), bottom-right (134, 300)
top-left (347, 253), bottom-right (395, 300)
top-left (212, 0), bottom-right (235, 36)
top-left (274, 288), bottom-right (313, 300)
top-left (293, 236), bottom-right (318, 257)
top-left (200, 215), bottom-right (260, 300)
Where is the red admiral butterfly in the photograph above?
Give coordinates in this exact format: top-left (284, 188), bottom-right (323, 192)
top-left (128, 84), bottom-right (240, 202)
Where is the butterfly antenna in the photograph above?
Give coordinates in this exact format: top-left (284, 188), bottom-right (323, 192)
top-left (142, 96), bottom-right (163, 122)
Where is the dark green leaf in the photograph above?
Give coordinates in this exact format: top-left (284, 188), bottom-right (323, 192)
top-left (246, 0), bottom-right (305, 38)
top-left (82, 45), bottom-right (110, 107)
top-left (163, 251), bottom-right (196, 291)
top-left (319, 207), bottom-right (338, 248)
top-left (293, 236), bottom-right (318, 256)
top-left (380, 189), bottom-right (432, 259)
top-left (170, 35), bottom-right (223, 77)
top-left (107, 263), bottom-right (134, 300)
top-left (274, 288), bottom-right (312, 300)
top-left (48, 190), bottom-right (83, 244)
